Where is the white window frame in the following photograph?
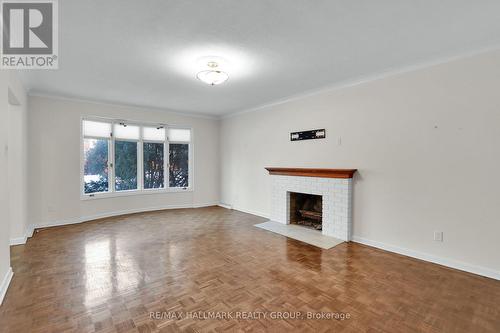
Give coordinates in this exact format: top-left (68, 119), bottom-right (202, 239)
top-left (113, 136), bottom-right (140, 193)
top-left (142, 130), bottom-right (166, 191)
top-left (167, 126), bottom-right (193, 190)
top-left (80, 116), bottom-right (193, 200)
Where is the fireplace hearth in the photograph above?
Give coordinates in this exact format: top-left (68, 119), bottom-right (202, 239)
top-left (289, 192), bottom-right (322, 230)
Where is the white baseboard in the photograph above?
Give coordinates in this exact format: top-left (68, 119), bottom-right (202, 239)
top-left (192, 202), bottom-right (219, 208)
top-left (0, 267), bottom-right (13, 306)
top-left (35, 202), bottom-right (219, 229)
top-left (9, 236), bottom-right (27, 246)
top-left (218, 202), bottom-right (269, 219)
top-left (26, 224), bottom-right (35, 238)
top-left (352, 236), bottom-right (500, 281)
top-left (218, 203), bottom-right (233, 210)
top-left (231, 205), bottom-right (270, 219)
top-left (9, 224), bottom-right (38, 246)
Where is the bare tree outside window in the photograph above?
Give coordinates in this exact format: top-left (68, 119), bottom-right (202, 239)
top-left (114, 141), bottom-right (138, 191)
top-left (169, 143), bottom-right (189, 187)
top-left (83, 138), bottom-right (109, 194)
top-left (144, 142), bottom-right (164, 189)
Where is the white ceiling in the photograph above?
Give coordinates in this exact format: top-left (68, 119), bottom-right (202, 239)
top-left (20, 0), bottom-right (500, 117)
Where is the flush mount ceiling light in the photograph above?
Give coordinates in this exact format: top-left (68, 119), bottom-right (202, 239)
top-left (196, 61), bottom-right (229, 86)
top-left (171, 48), bottom-right (254, 85)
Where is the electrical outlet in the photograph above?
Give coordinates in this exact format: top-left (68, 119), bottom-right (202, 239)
top-left (434, 231), bottom-right (443, 242)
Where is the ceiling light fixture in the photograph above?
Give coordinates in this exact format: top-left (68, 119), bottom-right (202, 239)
top-left (196, 61), bottom-right (229, 86)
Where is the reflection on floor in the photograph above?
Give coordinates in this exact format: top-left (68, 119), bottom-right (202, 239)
top-left (1, 206), bottom-right (500, 332)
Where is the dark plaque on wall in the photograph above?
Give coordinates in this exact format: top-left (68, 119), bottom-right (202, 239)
top-left (290, 129), bottom-right (326, 141)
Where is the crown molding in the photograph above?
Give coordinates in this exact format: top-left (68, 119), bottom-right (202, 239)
top-left (27, 91), bottom-right (219, 120)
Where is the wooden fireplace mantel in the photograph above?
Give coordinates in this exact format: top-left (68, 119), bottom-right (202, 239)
top-left (265, 167), bottom-right (357, 179)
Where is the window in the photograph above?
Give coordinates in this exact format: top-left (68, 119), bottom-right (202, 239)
top-left (168, 128), bottom-right (191, 142)
top-left (143, 126), bottom-right (165, 189)
top-left (167, 128), bottom-right (191, 188)
top-left (169, 143), bottom-right (189, 187)
top-left (81, 119), bottom-right (191, 197)
top-left (84, 138), bottom-right (109, 194)
top-left (114, 123), bottom-right (140, 140)
top-left (144, 142), bottom-right (164, 189)
top-left (143, 126), bottom-right (165, 141)
top-left (113, 123), bottom-right (139, 191)
top-left (83, 120), bottom-right (111, 194)
top-left (114, 141), bottom-right (138, 191)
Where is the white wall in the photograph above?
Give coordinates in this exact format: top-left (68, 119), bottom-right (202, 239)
top-left (28, 95), bottom-right (219, 227)
top-left (14, 49), bottom-right (500, 282)
top-left (220, 49), bottom-right (500, 279)
top-left (0, 71), bottom-right (11, 302)
top-left (8, 73), bottom-right (29, 244)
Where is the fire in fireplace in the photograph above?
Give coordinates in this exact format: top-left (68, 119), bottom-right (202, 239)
top-left (289, 192), bottom-right (322, 230)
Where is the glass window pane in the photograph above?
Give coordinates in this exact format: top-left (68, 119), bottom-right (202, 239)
top-left (83, 120), bottom-right (111, 138)
top-left (168, 128), bottom-right (191, 142)
top-left (114, 141), bottom-right (138, 191)
top-left (143, 142), bottom-right (164, 189)
top-left (114, 123), bottom-right (140, 140)
top-left (83, 138), bottom-right (109, 194)
top-left (143, 126), bottom-right (165, 141)
top-left (169, 143), bottom-right (189, 188)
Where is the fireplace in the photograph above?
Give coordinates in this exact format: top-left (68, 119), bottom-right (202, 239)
top-left (266, 168), bottom-right (356, 241)
top-left (289, 192), bottom-right (322, 230)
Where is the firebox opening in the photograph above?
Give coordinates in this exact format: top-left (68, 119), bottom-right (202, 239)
top-left (289, 192), bottom-right (322, 231)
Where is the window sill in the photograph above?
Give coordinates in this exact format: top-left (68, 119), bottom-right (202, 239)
top-left (81, 187), bottom-right (193, 200)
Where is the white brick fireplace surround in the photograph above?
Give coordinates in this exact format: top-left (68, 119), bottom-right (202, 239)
top-left (265, 168), bottom-right (356, 241)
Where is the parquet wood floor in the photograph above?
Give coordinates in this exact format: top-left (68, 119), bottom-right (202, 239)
top-left (1, 207), bottom-right (499, 332)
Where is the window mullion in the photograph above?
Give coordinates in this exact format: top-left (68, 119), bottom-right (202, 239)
top-left (110, 128), bottom-right (115, 193)
top-left (189, 142), bottom-right (192, 188)
top-left (80, 129), bottom-right (84, 196)
top-left (138, 137), bottom-right (143, 191)
top-left (165, 135), bottom-right (169, 189)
